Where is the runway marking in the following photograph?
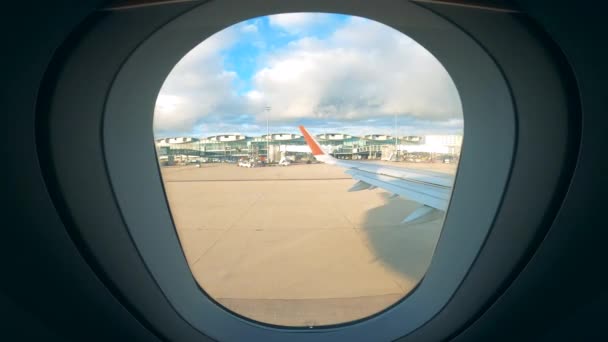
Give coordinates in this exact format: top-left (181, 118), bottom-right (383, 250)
top-left (190, 193), bottom-right (264, 266)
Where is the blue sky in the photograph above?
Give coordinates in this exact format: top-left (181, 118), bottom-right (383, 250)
top-left (223, 14), bottom-right (350, 96)
top-left (154, 13), bottom-right (463, 138)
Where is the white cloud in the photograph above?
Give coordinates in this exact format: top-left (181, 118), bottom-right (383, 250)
top-left (241, 23), bottom-right (258, 33)
top-left (245, 90), bottom-right (264, 101)
top-left (154, 15), bottom-right (463, 137)
top-left (250, 17), bottom-right (462, 124)
top-left (153, 27), bottom-right (244, 134)
top-left (268, 13), bottom-right (332, 35)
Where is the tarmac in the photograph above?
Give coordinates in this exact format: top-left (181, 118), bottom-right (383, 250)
top-left (160, 161), bottom-right (456, 326)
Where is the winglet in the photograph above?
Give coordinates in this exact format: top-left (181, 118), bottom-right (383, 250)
top-left (298, 126), bottom-right (325, 156)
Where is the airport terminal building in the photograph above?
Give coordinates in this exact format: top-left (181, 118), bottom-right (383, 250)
top-left (155, 132), bottom-right (462, 165)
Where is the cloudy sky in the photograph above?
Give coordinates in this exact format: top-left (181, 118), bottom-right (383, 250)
top-left (154, 13), bottom-right (463, 138)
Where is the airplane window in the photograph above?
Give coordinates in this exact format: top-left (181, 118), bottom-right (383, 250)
top-left (153, 13), bottom-right (462, 327)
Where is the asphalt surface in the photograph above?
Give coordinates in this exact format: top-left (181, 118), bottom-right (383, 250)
top-left (161, 162), bottom-right (455, 326)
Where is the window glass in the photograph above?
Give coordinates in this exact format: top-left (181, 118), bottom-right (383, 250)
top-left (154, 13), bottom-right (462, 327)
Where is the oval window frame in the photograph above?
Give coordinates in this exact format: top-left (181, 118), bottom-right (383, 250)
top-left (102, 1), bottom-right (515, 340)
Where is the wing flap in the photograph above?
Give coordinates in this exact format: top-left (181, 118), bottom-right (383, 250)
top-left (401, 205), bottom-right (440, 223)
top-left (345, 169), bottom-right (450, 211)
top-left (348, 180), bottom-right (373, 192)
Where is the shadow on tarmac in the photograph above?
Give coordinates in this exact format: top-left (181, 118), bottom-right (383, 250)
top-left (359, 192), bottom-right (444, 283)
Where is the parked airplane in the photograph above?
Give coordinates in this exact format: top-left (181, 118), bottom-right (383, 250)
top-left (300, 126), bottom-right (451, 222)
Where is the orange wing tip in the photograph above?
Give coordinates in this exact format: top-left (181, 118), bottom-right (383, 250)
top-left (298, 126), bottom-right (325, 156)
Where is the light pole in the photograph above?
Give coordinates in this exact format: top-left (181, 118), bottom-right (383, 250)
top-left (394, 113), bottom-right (398, 161)
top-left (265, 106), bottom-right (271, 163)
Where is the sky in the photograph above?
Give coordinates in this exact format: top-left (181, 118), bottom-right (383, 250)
top-left (153, 13), bottom-right (463, 138)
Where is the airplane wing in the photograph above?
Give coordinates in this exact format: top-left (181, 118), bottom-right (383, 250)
top-left (299, 125), bottom-right (454, 223)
